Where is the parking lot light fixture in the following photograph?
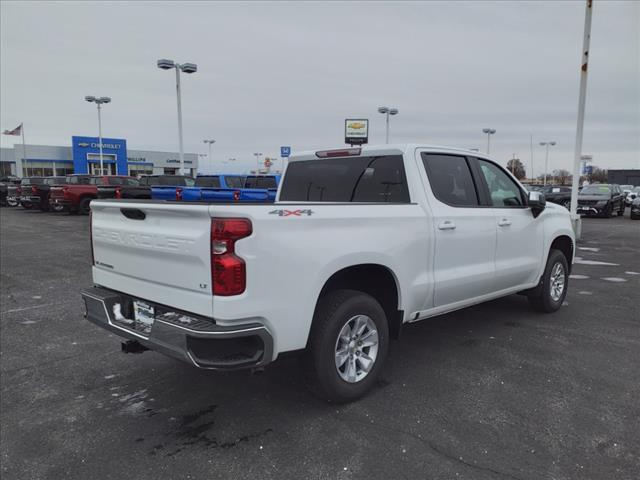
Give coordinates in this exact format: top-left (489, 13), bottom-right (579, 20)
top-left (482, 128), bottom-right (496, 155)
top-left (157, 58), bottom-right (198, 175)
top-left (203, 139), bottom-right (216, 173)
top-left (85, 95), bottom-right (112, 175)
top-left (539, 141), bottom-right (557, 186)
top-left (378, 106), bottom-right (399, 144)
top-left (254, 152), bottom-right (263, 171)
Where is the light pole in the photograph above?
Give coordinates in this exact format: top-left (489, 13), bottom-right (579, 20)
top-left (482, 128), bottom-right (496, 155)
top-left (203, 139), bottom-right (215, 173)
top-left (157, 59), bottom-right (197, 175)
top-left (539, 141), bottom-right (556, 186)
top-left (254, 152), bottom-right (263, 172)
top-left (84, 96), bottom-right (111, 175)
top-left (377, 106), bottom-right (399, 144)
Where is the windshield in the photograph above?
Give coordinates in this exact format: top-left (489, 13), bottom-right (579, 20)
top-left (580, 185), bottom-right (610, 195)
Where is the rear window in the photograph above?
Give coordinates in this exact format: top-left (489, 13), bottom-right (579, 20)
top-left (245, 176), bottom-right (278, 189)
top-left (67, 176), bottom-right (91, 185)
top-left (196, 176), bottom-right (221, 188)
top-left (154, 176), bottom-right (195, 186)
top-left (21, 178), bottom-right (45, 186)
top-left (44, 177), bottom-right (66, 185)
top-left (279, 155), bottom-right (410, 203)
top-left (224, 176), bottom-right (245, 188)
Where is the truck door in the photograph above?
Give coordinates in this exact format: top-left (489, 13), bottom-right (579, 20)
top-left (418, 153), bottom-right (497, 307)
top-left (473, 158), bottom-right (543, 290)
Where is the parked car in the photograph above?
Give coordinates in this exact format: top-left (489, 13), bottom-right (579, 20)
top-left (0, 176), bottom-right (20, 207)
top-left (140, 175), bottom-right (195, 201)
top-left (18, 177), bottom-right (46, 209)
top-left (22, 176), bottom-right (68, 211)
top-left (620, 185), bottom-right (634, 197)
top-left (624, 186), bottom-right (640, 206)
top-left (96, 177), bottom-right (147, 200)
top-left (5, 180), bottom-right (22, 207)
top-left (83, 144), bottom-right (575, 402)
top-left (49, 175), bottom-right (137, 214)
top-left (630, 196), bottom-right (640, 220)
top-left (577, 184), bottom-right (626, 217)
top-left (177, 174), bottom-right (281, 203)
top-left (538, 185), bottom-right (572, 209)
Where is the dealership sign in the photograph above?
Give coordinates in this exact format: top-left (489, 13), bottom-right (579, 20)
top-left (345, 119), bottom-right (369, 145)
top-left (77, 141), bottom-right (122, 149)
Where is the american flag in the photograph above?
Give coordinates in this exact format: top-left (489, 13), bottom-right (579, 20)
top-left (3, 123), bottom-right (22, 136)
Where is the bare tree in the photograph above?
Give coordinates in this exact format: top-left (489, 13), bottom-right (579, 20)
top-left (506, 158), bottom-right (526, 180)
top-left (552, 169), bottom-right (571, 185)
top-left (587, 166), bottom-right (608, 183)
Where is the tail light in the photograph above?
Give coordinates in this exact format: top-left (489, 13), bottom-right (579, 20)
top-left (115, 187), bottom-right (122, 199)
top-left (211, 218), bottom-right (252, 296)
top-left (31, 185), bottom-right (38, 194)
top-left (233, 190), bottom-right (240, 202)
top-left (176, 187), bottom-right (183, 201)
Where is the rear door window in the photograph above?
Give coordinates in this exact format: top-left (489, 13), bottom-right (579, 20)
top-left (421, 154), bottom-right (479, 207)
top-left (279, 155), bottom-right (410, 202)
top-left (196, 176), bottom-right (221, 188)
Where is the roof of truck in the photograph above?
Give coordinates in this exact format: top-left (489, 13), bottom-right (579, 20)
top-left (289, 144), bottom-right (494, 161)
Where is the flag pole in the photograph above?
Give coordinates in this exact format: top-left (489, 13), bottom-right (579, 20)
top-left (21, 123), bottom-right (27, 176)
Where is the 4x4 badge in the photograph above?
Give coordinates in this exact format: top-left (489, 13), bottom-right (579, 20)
top-left (269, 209), bottom-right (314, 217)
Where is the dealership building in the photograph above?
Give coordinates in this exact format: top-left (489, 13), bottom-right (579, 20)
top-left (0, 136), bottom-right (198, 177)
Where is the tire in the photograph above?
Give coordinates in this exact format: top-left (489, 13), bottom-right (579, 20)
top-left (617, 203), bottom-right (625, 216)
top-left (304, 289), bottom-right (389, 403)
top-left (528, 249), bottom-right (569, 313)
top-left (603, 203), bottom-right (613, 218)
top-left (78, 197), bottom-right (92, 215)
top-left (21, 202), bottom-right (33, 210)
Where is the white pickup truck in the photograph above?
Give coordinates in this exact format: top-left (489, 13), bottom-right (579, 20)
top-left (82, 145), bottom-right (575, 402)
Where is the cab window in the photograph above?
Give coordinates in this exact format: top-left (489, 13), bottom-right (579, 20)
top-left (477, 160), bottom-right (525, 207)
top-left (421, 154), bottom-right (479, 207)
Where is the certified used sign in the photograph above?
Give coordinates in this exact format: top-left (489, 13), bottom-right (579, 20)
top-left (345, 119), bottom-right (369, 145)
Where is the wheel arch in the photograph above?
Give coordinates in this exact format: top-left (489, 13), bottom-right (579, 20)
top-left (549, 235), bottom-right (574, 274)
top-left (314, 264), bottom-right (403, 340)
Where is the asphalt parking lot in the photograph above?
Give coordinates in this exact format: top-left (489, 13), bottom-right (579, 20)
top-left (1, 207), bottom-right (638, 480)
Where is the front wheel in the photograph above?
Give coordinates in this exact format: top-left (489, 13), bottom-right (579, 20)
top-left (304, 289), bottom-right (389, 403)
top-left (528, 249), bottom-right (569, 313)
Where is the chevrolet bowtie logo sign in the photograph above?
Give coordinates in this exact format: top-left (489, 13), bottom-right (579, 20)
top-left (78, 142), bottom-right (90, 147)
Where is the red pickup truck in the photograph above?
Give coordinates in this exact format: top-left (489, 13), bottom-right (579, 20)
top-left (49, 175), bottom-right (138, 214)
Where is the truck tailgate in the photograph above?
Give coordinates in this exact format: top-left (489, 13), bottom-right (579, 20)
top-left (90, 200), bottom-right (214, 317)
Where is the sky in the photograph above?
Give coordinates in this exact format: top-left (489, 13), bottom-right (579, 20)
top-left (1, 0), bottom-right (638, 176)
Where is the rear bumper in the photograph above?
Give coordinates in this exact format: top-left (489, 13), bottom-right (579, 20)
top-left (81, 286), bottom-right (274, 370)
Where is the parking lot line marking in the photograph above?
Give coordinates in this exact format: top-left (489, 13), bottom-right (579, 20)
top-left (1, 302), bottom-right (58, 315)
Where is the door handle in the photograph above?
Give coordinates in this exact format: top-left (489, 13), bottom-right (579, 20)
top-left (498, 218), bottom-right (512, 227)
top-left (438, 220), bottom-right (456, 230)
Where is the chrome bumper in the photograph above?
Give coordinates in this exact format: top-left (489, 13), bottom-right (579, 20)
top-left (81, 286), bottom-right (274, 370)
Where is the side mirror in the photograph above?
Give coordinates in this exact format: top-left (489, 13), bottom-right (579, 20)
top-left (528, 190), bottom-right (546, 218)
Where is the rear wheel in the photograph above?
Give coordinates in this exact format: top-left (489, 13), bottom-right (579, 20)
top-left (304, 289), bottom-right (389, 403)
top-left (528, 249), bottom-right (569, 313)
top-left (78, 197), bottom-right (92, 215)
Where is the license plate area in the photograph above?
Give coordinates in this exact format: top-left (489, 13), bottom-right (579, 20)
top-left (110, 298), bottom-right (155, 336)
top-left (133, 301), bottom-right (155, 334)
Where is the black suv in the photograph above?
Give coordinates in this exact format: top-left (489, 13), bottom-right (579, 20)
top-left (577, 184), bottom-right (626, 217)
